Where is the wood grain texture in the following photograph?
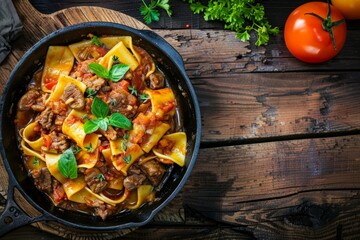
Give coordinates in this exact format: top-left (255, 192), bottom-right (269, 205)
top-left (1, 0), bottom-right (360, 239)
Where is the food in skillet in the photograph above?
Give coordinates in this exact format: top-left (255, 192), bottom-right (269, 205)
top-left (15, 34), bottom-right (186, 219)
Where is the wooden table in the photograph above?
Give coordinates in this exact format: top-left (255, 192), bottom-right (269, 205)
top-left (2, 0), bottom-right (360, 239)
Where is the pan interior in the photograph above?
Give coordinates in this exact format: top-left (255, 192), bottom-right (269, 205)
top-left (0, 23), bottom-right (199, 229)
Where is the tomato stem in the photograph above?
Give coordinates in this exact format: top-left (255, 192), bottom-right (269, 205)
top-left (304, 1), bottom-right (345, 50)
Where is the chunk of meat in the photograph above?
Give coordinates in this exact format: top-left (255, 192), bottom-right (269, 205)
top-left (18, 89), bottom-right (40, 111)
top-left (123, 174), bottom-right (146, 191)
top-left (84, 196), bottom-right (117, 220)
top-left (85, 168), bottom-right (109, 194)
top-left (108, 91), bottom-right (137, 118)
top-left (32, 167), bottom-right (53, 194)
top-left (42, 131), bottom-right (69, 153)
top-left (148, 71), bottom-right (165, 89)
top-left (100, 125), bottom-right (118, 141)
top-left (31, 93), bottom-right (48, 112)
top-left (35, 107), bottom-right (54, 130)
top-left (140, 159), bottom-right (166, 186)
top-left (82, 76), bottom-right (106, 91)
top-left (62, 83), bottom-right (85, 110)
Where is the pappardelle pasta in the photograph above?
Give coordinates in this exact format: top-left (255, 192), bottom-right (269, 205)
top-left (15, 34), bottom-right (186, 219)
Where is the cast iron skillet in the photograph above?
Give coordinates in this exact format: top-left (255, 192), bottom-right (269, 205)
top-left (0, 22), bottom-right (201, 236)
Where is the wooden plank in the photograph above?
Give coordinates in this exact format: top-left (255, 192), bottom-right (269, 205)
top-left (180, 135), bottom-right (360, 239)
top-left (156, 29), bottom-right (360, 73)
top-left (30, 0), bottom-right (360, 31)
top-left (193, 71), bottom-right (360, 143)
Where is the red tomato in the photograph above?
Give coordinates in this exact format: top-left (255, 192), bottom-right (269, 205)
top-left (331, 0), bottom-right (360, 19)
top-left (284, 2), bottom-right (347, 63)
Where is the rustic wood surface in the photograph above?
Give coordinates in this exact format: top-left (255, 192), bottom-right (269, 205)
top-left (1, 0), bottom-right (360, 239)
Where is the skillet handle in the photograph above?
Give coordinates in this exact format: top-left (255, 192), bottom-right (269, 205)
top-left (140, 30), bottom-right (185, 67)
top-left (0, 186), bottom-right (50, 237)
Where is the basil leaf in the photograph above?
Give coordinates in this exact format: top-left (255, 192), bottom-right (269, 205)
top-left (84, 119), bottom-right (100, 134)
top-left (98, 118), bottom-right (109, 131)
top-left (58, 148), bottom-right (78, 179)
top-left (109, 64), bottom-right (130, 82)
top-left (88, 63), bottom-right (109, 79)
top-left (91, 97), bottom-right (109, 118)
top-left (109, 113), bottom-right (133, 130)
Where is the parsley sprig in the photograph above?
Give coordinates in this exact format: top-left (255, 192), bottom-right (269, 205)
top-left (88, 62), bottom-right (130, 82)
top-left (84, 97), bottom-right (132, 134)
top-left (184, 0), bottom-right (279, 46)
top-left (140, 0), bottom-right (172, 24)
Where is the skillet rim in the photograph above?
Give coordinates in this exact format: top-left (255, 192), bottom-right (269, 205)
top-left (0, 21), bottom-right (201, 230)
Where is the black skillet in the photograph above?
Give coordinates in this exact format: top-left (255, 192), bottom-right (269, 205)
top-left (0, 22), bottom-right (201, 236)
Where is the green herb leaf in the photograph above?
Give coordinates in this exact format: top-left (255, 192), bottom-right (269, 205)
top-left (128, 85), bottom-right (138, 96)
top-left (72, 146), bottom-right (82, 154)
top-left (95, 173), bottom-right (105, 182)
top-left (98, 118), bottom-right (110, 131)
top-left (58, 148), bottom-right (78, 179)
top-left (139, 93), bottom-right (150, 103)
top-left (91, 35), bottom-right (102, 47)
top-left (88, 62), bottom-right (130, 82)
top-left (122, 133), bottom-right (129, 152)
top-left (84, 119), bottom-right (100, 134)
top-left (183, 0), bottom-right (279, 46)
top-left (140, 0), bottom-right (172, 24)
top-left (33, 156), bottom-right (39, 166)
top-left (84, 143), bottom-right (93, 152)
top-left (112, 55), bottom-right (119, 63)
top-left (109, 113), bottom-right (133, 130)
top-left (109, 64), bottom-right (130, 82)
top-left (190, 2), bottom-right (206, 14)
top-left (88, 63), bottom-right (109, 79)
top-left (86, 88), bottom-right (97, 98)
top-left (91, 97), bottom-right (109, 118)
top-left (123, 154), bottom-right (132, 164)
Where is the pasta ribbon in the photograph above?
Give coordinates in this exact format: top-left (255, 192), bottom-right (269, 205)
top-left (140, 122), bottom-right (171, 153)
top-left (76, 148), bottom-right (99, 169)
top-left (109, 138), bottom-right (125, 156)
top-left (62, 109), bottom-right (99, 151)
top-left (45, 153), bottom-right (67, 184)
top-left (99, 41), bottom-right (139, 71)
top-left (46, 74), bottom-right (87, 104)
top-left (41, 46), bottom-right (74, 93)
top-left (20, 140), bottom-right (45, 162)
top-left (127, 185), bottom-right (154, 210)
top-left (153, 132), bottom-right (187, 167)
top-left (85, 187), bottom-right (130, 206)
top-left (112, 143), bottom-right (144, 176)
top-left (63, 177), bottom-right (87, 203)
top-left (21, 123), bottom-right (43, 152)
top-left (144, 88), bottom-right (176, 119)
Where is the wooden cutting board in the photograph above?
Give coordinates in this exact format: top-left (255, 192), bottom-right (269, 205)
top-left (0, 0), bottom-right (149, 238)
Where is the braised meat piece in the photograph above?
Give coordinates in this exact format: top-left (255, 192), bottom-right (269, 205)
top-left (140, 159), bottom-right (166, 186)
top-left (108, 90), bottom-right (137, 118)
top-left (82, 76), bottom-right (106, 91)
top-left (84, 168), bottom-right (109, 194)
top-left (123, 174), bottom-right (146, 191)
top-left (32, 167), bottom-right (53, 194)
top-left (35, 107), bottom-right (54, 130)
top-left (18, 89), bottom-right (40, 111)
top-left (62, 83), bottom-right (85, 110)
top-left (100, 125), bottom-right (118, 141)
top-left (148, 72), bottom-right (165, 89)
top-left (31, 93), bottom-right (48, 112)
top-left (85, 198), bottom-right (117, 220)
top-left (42, 131), bottom-right (69, 153)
